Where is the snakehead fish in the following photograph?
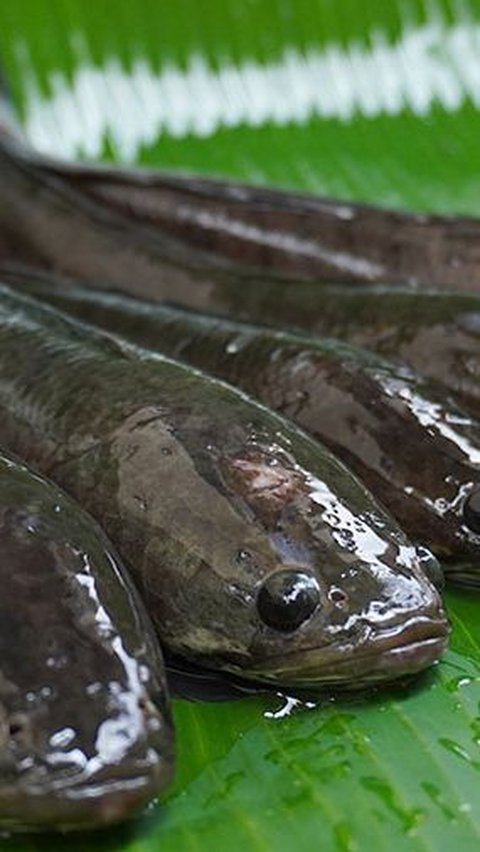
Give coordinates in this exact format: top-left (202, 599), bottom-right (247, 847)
top-left (1, 133), bottom-right (480, 290)
top-left (0, 137), bottom-right (479, 295)
top-left (0, 449), bottom-right (173, 831)
top-left (9, 271), bottom-right (480, 584)
top-left (0, 283), bottom-right (448, 688)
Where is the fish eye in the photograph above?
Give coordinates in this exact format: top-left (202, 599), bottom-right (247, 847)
top-left (7, 713), bottom-right (29, 744)
top-left (463, 488), bottom-right (480, 534)
top-left (256, 570), bottom-right (321, 632)
top-left (415, 546), bottom-right (444, 591)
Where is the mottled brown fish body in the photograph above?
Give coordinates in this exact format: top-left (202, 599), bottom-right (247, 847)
top-left (236, 282), bottom-right (480, 426)
top-left (0, 142), bottom-right (229, 307)
top-left (3, 140), bottom-right (480, 290)
top-left (0, 284), bottom-right (448, 687)
top-left (1, 139), bottom-right (480, 294)
top-left (0, 450), bottom-right (173, 832)
top-left (10, 272), bottom-right (480, 582)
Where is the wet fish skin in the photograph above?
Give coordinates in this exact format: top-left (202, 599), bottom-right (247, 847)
top-left (11, 271), bottom-right (480, 577)
top-left (0, 140), bottom-right (232, 305)
top-left (5, 139), bottom-right (480, 291)
top-left (0, 283), bottom-right (448, 687)
top-left (0, 449), bottom-right (173, 832)
top-left (225, 281), bottom-right (480, 426)
top-left (108, 261), bottom-right (480, 431)
top-left (2, 138), bottom-right (480, 297)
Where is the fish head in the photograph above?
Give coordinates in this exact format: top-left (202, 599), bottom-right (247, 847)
top-left (212, 437), bottom-right (449, 688)
top-left (126, 399), bottom-right (448, 690)
top-left (105, 397), bottom-right (448, 690)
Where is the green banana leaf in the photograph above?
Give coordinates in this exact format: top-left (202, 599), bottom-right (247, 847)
top-left (2, 1), bottom-right (480, 849)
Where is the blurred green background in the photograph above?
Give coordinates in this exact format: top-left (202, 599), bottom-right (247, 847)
top-left (1, 1), bottom-right (480, 850)
top-left (3, 0), bottom-right (480, 211)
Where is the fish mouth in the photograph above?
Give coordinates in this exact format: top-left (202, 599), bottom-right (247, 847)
top-left (0, 757), bottom-right (172, 832)
top-left (242, 616), bottom-right (450, 688)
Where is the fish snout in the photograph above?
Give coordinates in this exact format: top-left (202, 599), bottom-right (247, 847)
top-left (0, 691), bottom-right (174, 831)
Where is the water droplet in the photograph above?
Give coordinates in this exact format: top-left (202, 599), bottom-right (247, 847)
top-left (445, 675), bottom-right (473, 692)
top-left (264, 694), bottom-right (302, 720)
top-left (421, 781), bottom-right (456, 821)
top-left (46, 654), bottom-right (68, 669)
top-left (49, 727), bottom-right (76, 749)
top-left (361, 776), bottom-right (425, 832)
top-left (225, 333), bottom-right (252, 354)
top-left (438, 737), bottom-right (480, 770)
top-left (334, 821), bottom-right (357, 852)
top-left (470, 717), bottom-right (480, 744)
top-left (133, 494), bottom-right (148, 511)
top-left (333, 205), bottom-right (356, 221)
top-left (237, 550), bottom-right (250, 561)
top-left (139, 664), bottom-right (150, 683)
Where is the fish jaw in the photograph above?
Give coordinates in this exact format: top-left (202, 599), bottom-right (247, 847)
top-left (231, 551), bottom-right (450, 689)
top-left (240, 611), bottom-right (449, 688)
top-left (0, 713), bottom-right (174, 832)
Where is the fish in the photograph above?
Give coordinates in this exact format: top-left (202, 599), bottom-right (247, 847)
top-left (243, 281), bottom-right (480, 424)
top-left (2, 132), bottom-right (480, 291)
top-left (207, 280), bottom-right (480, 428)
top-left (0, 448), bottom-right (173, 832)
top-left (0, 282), bottom-right (449, 688)
top-left (1, 135), bottom-right (480, 297)
top-left (0, 139), bottom-right (241, 305)
top-left (8, 269), bottom-right (480, 579)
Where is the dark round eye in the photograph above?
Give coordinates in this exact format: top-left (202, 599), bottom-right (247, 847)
top-left (415, 546), bottom-right (444, 592)
top-left (256, 570), bottom-right (321, 632)
top-left (463, 488), bottom-right (480, 534)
